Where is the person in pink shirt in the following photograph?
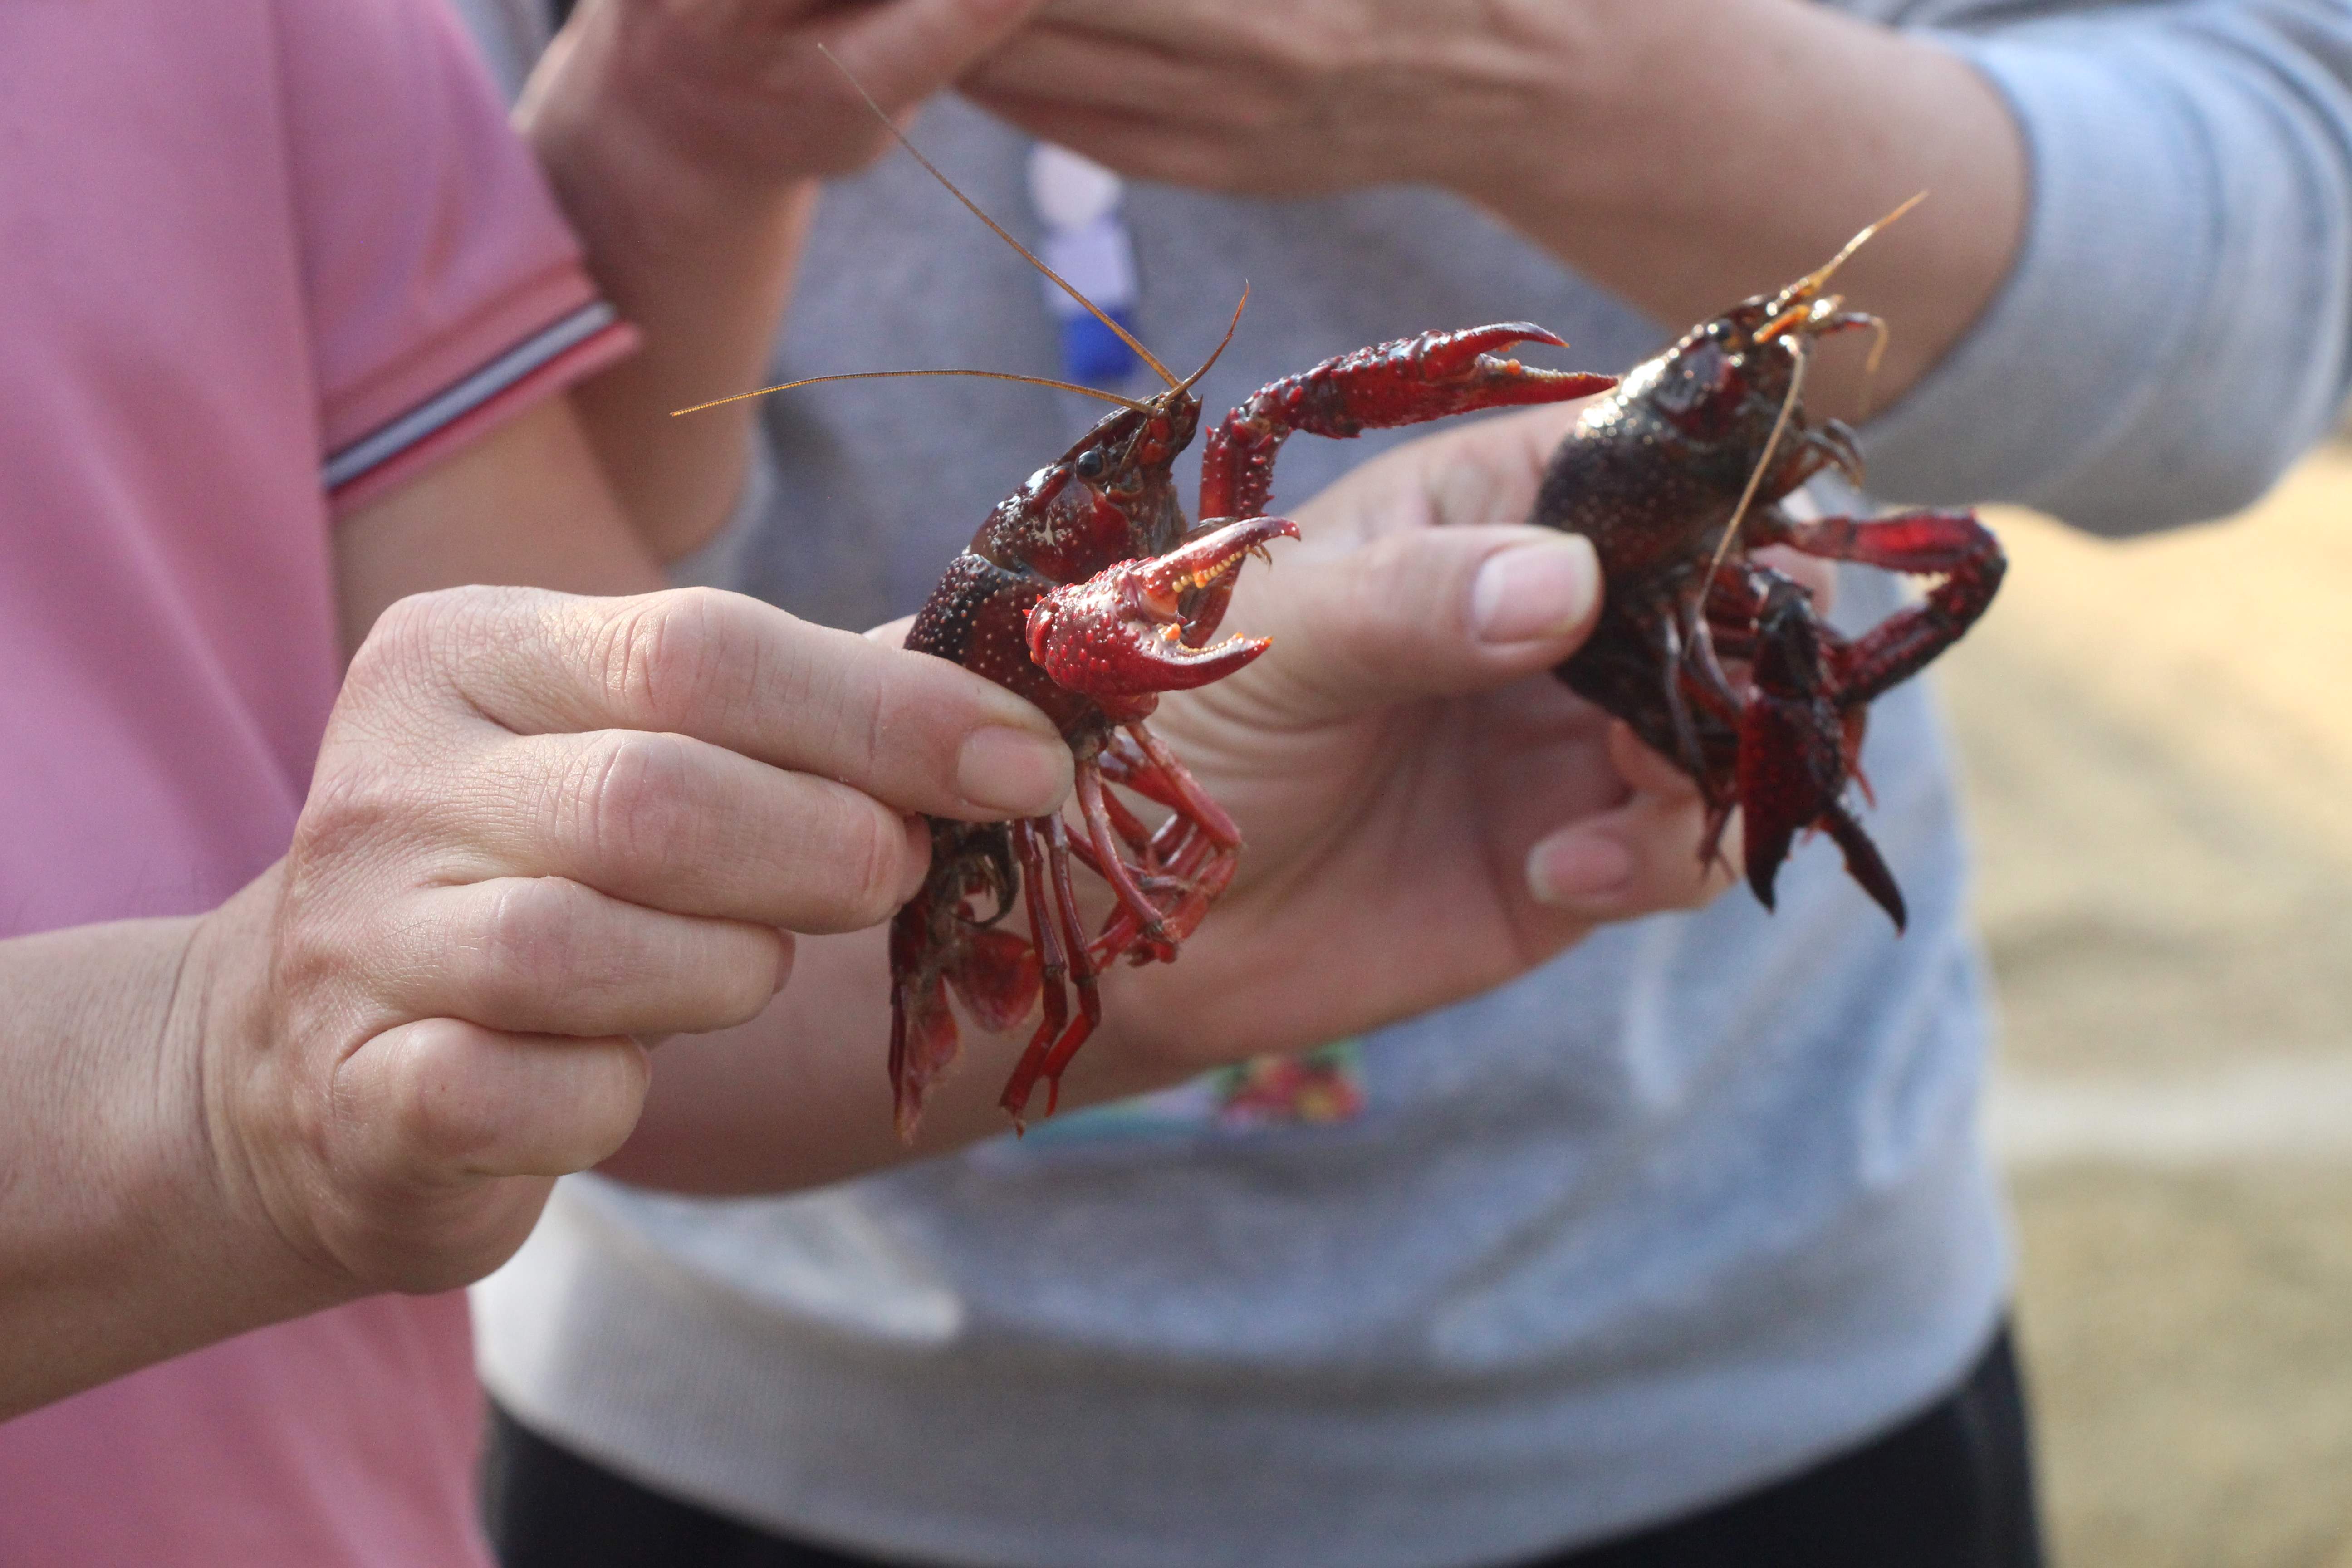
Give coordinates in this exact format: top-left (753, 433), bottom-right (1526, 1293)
top-left (0, 0), bottom-right (1722, 1559)
top-left (0, 0), bottom-right (1077, 1559)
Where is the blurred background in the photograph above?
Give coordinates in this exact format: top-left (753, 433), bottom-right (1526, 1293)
top-left (1943, 439), bottom-right (2352, 1567)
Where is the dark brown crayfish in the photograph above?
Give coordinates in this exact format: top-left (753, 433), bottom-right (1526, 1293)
top-left (1534, 203), bottom-right (2007, 929)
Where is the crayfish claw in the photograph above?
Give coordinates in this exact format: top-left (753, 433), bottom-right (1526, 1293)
top-left (1026, 516), bottom-right (1298, 718)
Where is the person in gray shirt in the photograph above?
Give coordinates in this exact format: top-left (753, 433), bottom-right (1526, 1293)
top-left (464, 1), bottom-right (2352, 1565)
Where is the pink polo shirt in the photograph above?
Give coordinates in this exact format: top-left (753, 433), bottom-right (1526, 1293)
top-left (0, 0), bottom-right (631, 1560)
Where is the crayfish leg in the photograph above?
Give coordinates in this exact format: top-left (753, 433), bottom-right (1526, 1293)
top-left (1824, 804), bottom-right (1907, 933)
top-left (1775, 509), bottom-right (2009, 706)
top-left (1076, 767), bottom-right (1167, 939)
top-left (998, 814), bottom-right (1104, 1126)
top-left (997, 819), bottom-right (1074, 1131)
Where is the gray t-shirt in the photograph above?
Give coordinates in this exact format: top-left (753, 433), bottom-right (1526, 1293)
top-left (470, 5), bottom-right (2352, 1563)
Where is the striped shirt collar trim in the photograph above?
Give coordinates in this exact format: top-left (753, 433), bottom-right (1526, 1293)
top-left (321, 299), bottom-right (619, 492)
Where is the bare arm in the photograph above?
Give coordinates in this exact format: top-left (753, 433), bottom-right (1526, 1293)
top-left (961, 0), bottom-right (2025, 422)
top-left (0, 402), bottom-right (1070, 1416)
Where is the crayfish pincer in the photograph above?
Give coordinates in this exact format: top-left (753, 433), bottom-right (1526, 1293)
top-left (1532, 202), bottom-right (2007, 929)
top-left (892, 323), bottom-right (1615, 1137)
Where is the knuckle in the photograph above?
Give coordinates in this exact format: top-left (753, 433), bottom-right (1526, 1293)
top-left (445, 879), bottom-right (605, 1026)
top-left (591, 587), bottom-right (744, 730)
top-left (706, 927), bottom-right (787, 1026)
top-left (346, 586), bottom-right (502, 703)
top-left (289, 752), bottom-right (402, 871)
top-left (803, 798), bottom-right (910, 931)
top-left (386, 1030), bottom-right (505, 1170)
top-left (560, 729), bottom-right (702, 874)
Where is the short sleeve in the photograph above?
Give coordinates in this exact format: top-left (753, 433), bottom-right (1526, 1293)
top-left (272, 0), bottom-right (635, 513)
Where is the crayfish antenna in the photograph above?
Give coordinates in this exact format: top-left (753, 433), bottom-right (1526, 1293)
top-left (1780, 191), bottom-right (1927, 314)
top-left (814, 44), bottom-right (1181, 392)
top-left (1176, 286), bottom-right (1250, 396)
top-left (1703, 348), bottom-right (1811, 588)
top-left (673, 368), bottom-right (1152, 418)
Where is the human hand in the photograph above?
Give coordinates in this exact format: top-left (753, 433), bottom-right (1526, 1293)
top-left (960, 0), bottom-right (1667, 198)
top-left (1108, 403), bottom-right (1738, 1067)
top-left (191, 586), bottom-right (1069, 1297)
top-left (960, 0), bottom-right (2024, 419)
top-left (529, 0), bottom-right (1050, 183)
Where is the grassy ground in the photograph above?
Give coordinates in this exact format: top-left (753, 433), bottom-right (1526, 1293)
top-left (1939, 446), bottom-right (2352, 1567)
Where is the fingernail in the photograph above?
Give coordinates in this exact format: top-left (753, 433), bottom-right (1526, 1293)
top-left (1526, 833), bottom-right (1634, 906)
top-left (957, 726), bottom-right (1070, 815)
top-left (1471, 536), bottom-right (1598, 645)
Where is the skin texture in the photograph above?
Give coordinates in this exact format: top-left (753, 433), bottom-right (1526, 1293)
top-left (960, 0), bottom-right (2029, 422)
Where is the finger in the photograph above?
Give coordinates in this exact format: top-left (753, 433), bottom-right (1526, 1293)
top-left (1215, 525), bottom-right (1599, 725)
top-left (1271, 401), bottom-right (1594, 549)
top-left (818, 0), bottom-right (1052, 110)
top-left (456, 727), bottom-right (932, 933)
top-left (963, 25), bottom-right (1252, 121)
top-left (1525, 727), bottom-right (1733, 919)
top-left (1027, 0), bottom-right (1283, 54)
top-left (383, 878), bottom-right (789, 1039)
top-left (1605, 720), bottom-right (1704, 801)
top-left (340, 1018), bottom-right (652, 1184)
top-left (960, 91), bottom-right (1260, 189)
top-left (1524, 792), bottom-right (1729, 919)
top-left (361, 585), bottom-right (1070, 822)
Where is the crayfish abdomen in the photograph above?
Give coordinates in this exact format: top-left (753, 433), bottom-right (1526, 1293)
top-left (1533, 223), bottom-right (2006, 930)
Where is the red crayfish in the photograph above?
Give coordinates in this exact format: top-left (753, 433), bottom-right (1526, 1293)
top-left (891, 319), bottom-right (1611, 1136)
top-left (1534, 201), bottom-right (2007, 929)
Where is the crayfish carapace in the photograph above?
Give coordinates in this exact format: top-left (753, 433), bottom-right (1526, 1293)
top-left (1534, 198), bottom-right (2007, 929)
top-left (686, 64), bottom-right (1617, 1137)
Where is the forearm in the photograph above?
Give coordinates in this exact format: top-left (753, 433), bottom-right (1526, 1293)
top-left (1450, 0), bottom-right (2024, 421)
top-left (605, 922), bottom-right (1189, 1193)
top-left (0, 888), bottom-right (339, 1418)
top-left (517, 17), bottom-right (816, 561)
top-left (1853, 0), bottom-right (2352, 529)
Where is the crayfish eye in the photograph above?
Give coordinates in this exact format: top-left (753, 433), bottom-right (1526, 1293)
top-left (1074, 448), bottom-right (1107, 480)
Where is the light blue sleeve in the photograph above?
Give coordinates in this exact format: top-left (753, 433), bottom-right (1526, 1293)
top-left (1862, 1), bottom-right (2352, 535)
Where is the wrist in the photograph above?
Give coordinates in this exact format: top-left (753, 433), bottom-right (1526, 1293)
top-left (0, 897), bottom-right (348, 1416)
top-left (181, 870), bottom-right (363, 1313)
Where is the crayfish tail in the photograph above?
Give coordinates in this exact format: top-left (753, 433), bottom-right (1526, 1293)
top-left (890, 966), bottom-right (964, 1143)
top-left (1826, 806), bottom-right (1908, 934)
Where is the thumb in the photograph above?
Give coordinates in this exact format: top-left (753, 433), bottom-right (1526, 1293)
top-left (1236, 525), bottom-right (1600, 720)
